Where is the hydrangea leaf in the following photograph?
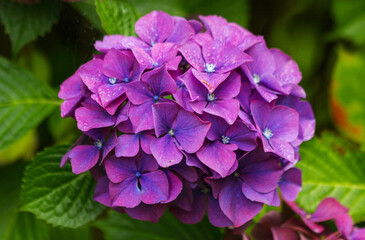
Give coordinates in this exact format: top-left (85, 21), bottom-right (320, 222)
top-left (68, 0), bottom-right (105, 33)
top-left (125, 0), bottom-right (186, 17)
top-left (94, 210), bottom-right (222, 240)
top-left (331, 47), bottom-right (365, 144)
top-left (297, 132), bottom-right (365, 223)
top-left (0, 163), bottom-right (25, 239)
top-left (21, 145), bottom-right (105, 228)
top-left (0, 57), bottom-right (59, 152)
top-left (0, 0), bottom-right (61, 54)
top-left (95, 0), bottom-right (138, 36)
top-left (331, 0), bottom-right (365, 45)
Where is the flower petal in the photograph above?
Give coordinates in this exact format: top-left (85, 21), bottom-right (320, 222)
top-left (115, 134), bottom-right (140, 157)
top-left (150, 134), bottom-right (183, 167)
top-left (69, 145), bottom-right (100, 174)
top-left (104, 156), bottom-right (136, 183)
top-left (140, 170), bottom-right (169, 204)
top-left (109, 177), bottom-right (141, 208)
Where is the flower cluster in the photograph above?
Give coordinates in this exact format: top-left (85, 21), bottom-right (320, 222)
top-left (246, 198), bottom-right (365, 240)
top-left (59, 11), bottom-right (315, 227)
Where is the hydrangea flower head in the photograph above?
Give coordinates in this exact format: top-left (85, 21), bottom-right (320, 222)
top-left (59, 10), bottom-right (315, 227)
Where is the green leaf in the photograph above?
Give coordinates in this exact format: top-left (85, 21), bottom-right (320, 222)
top-left (0, 57), bottom-right (59, 152)
top-left (95, 0), bottom-right (138, 36)
top-left (125, 0), bottom-right (187, 17)
top-left (332, 0), bottom-right (365, 45)
top-left (331, 47), bottom-right (365, 144)
top-left (0, 163), bottom-right (26, 239)
top-left (297, 132), bottom-right (365, 223)
top-left (94, 210), bottom-right (222, 240)
top-left (69, 0), bottom-right (105, 33)
top-left (21, 145), bottom-right (105, 228)
top-left (0, 0), bottom-right (61, 54)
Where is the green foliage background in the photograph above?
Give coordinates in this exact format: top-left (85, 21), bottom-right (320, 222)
top-left (0, 0), bottom-right (364, 239)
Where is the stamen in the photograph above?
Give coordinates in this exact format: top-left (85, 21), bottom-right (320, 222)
top-left (205, 63), bottom-right (216, 73)
top-left (153, 62), bottom-right (159, 68)
top-left (94, 139), bottom-right (103, 149)
top-left (263, 128), bottom-right (274, 140)
top-left (109, 77), bottom-right (117, 85)
top-left (168, 129), bottom-right (175, 136)
top-left (221, 135), bottom-right (230, 144)
top-left (153, 95), bottom-right (159, 102)
top-left (135, 172), bottom-right (141, 178)
top-left (124, 77), bottom-right (129, 83)
top-left (253, 74), bottom-right (261, 84)
top-left (207, 93), bottom-right (216, 102)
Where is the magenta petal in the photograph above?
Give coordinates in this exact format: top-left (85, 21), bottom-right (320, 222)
top-left (109, 178), bottom-right (141, 208)
top-left (140, 133), bottom-right (154, 154)
top-left (170, 191), bottom-right (205, 224)
top-left (179, 69), bottom-right (207, 101)
top-left (213, 71), bottom-right (241, 99)
top-left (140, 170), bottom-right (169, 204)
top-left (178, 40), bottom-right (205, 71)
top-left (119, 36), bottom-right (150, 50)
top-left (173, 85), bottom-right (194, 112)
top-left (115, 134), bottom-right (140, 157)
top-left (59, 72), bottom-right (82, 100)
top-left (204, 99), bottom-right (240, 125)
top-left (152, 102), bottom-right (180, 137)
top-left (267, 105), bottom-right (299, 142)
top-left (94, 35), bottom-right (125, 52)
top-left (124, 81), bottom-right (153, 105)
top-left (129, 102), bottom-right (154, 133)
top-left (69, 145), bottom-right (100, 174)
top-left (60, 96), bottom-right (82, 118)
top-left (207, 195), bottom-right (233, 227)
top-left (251, 100), bottom-right (272, 131)
top-left (197, 141), bottom-right (237, 178)
top-left (279, 168), bottom-right (302, 201)
top-left (219, 180), bottom-right (263, 227)
top-left (309, 198), bottom-right (348, 223)
top-left (162, 171), bottom-right (183, 203)
top-left (226, 120), bottom-right (257, 151)
top-left (150, 135), bottom-right (183, 167)
top-left (93, 176), bottom-right (111, 207)
top-left (166, 16), bottom-right (194, 45)
top-left (102, 49), bottom-right (133, 79)
top-left (241, 159), bottom-right (283, 193)
top-left (238, 110), bottom-right (256, 131)
top-left (135, 11), bottom-right (174, 45)
top-left (132, 47), bottom-right (155, 68)
top-left (267, 138), bottom-right (295, 162)
top-left (199, 15), bottom-right (227, 40)
top-left (173, 108), bottom-right (211, 153)
top-left (125, 203), bottom-right (165, 223)
top-left (102, 130), bottom-right (118, 161)
top-left (97, 83), bottom-right (125, 108)
top-left (151, 42), bottom-right (178, 66)
top-left (188, 19), bottom-right (202, 34)
top-left (75, 106), bottom-right (115, 131)
top-left (241, 183), bottom-right (276, 205)
top-left (202, 113), bottom-right (230, 141)
top-left (142, 67), bottom-right (177, 96)
top-left (236, 81), bottom-right (252, 113)
top-left (79, 59), bottom-right (107, 93)
top-left (335, 213), bottom-right (354, 238)
top-left (271, 227), bottom-right (299, 240)
top-left (104, 156), bottom-right (136, 183)
top-left (192, 69), bottom-right (230, 94)
top-left (298, 101), bottom-right (315, 142)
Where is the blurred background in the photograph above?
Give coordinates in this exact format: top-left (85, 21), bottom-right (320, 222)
top-left (0, 0), bottom-right (364, 239)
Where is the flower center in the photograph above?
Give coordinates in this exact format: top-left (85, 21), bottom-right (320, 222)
top-left (135, 172), bottom-right (141, 178)
top-left (221, 135), bottom-right (230, 144)
top-left (94, 139), bottom-right (103, 149)
top-left (207, 93), bottom-right (216, 102)
top-left (153, 62), bottom-right (159, 68)
top-left (124, 77), bottom-right (129, 83)
top-left (168, 128), bottom-right (175, 136)
top-left (263, 128), bottom-right (273, 140)
top-left (109, 77), bottom-right (117, 85)
top-left (233, 172), bottom-right (239, 178)
top-left (153, 95), bottom-right (159, 102)
top-left (253, 74), bottom-right (261, 84)
top-left (205, 63), bottom-right (216, 73)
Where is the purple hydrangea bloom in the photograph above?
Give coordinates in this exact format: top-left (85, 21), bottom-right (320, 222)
top-left (59, 11), bottom-right (315, 227)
